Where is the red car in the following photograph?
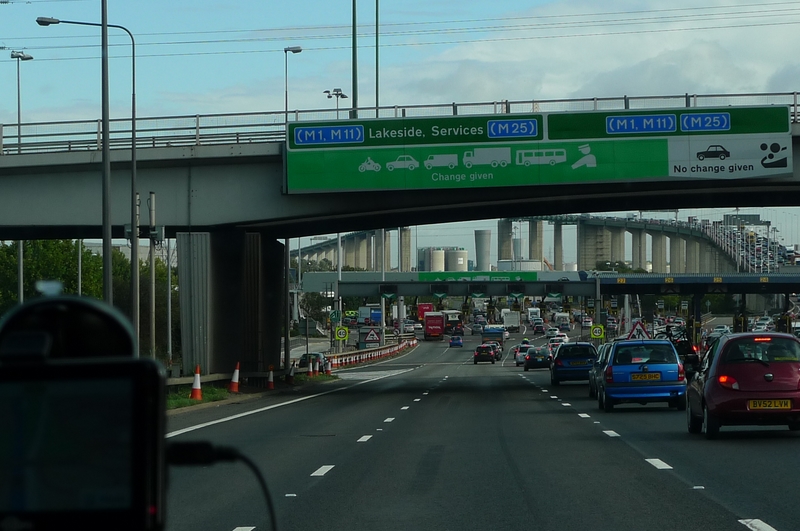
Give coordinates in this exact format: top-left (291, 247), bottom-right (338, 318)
top-left (687, 332), bottom-right (800, 439)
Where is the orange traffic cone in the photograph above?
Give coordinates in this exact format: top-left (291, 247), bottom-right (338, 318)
top-left (229, 362), bottom-right (240, 393)
top-left (325, 360), bottom-right (332, 376)
top-left (268, 369), bottom-right (275, 390)
top-left (189, 365), bottom-right (202, 400)
top-left (286, 362), bottom-right (295, 384)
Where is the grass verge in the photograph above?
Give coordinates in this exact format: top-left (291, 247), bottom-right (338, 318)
top-left (167, 386), bottom-right (231, 410)
top-left (292, 373), bottom-right (339, 384)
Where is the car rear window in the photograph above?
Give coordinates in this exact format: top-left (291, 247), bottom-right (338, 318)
top-left (614, 344), bottom-right (677, 364)
top-left (722, 337), bottom-right (800, 363)
top-left (476, 346), bottom-right (493, 353)
top-left (557, 345), bottom-right (596, 358)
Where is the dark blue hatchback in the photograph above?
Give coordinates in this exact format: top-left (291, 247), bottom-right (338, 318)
top-left (550, 342), bottom-right (597, 385)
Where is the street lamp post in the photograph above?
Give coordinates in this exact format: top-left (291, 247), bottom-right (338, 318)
top-left (283, 45), bottom-right (301, 370)
top-left (323, 88), bottom-right (348, 118)
top-left (11, 50), bottom-right (32, 304)
top-left (37, 16), bottom-right (138, 346)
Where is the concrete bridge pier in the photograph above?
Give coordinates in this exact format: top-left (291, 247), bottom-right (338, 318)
top-left (670, 236), bottom-right (686, 274)
top-left (553, 223), bottom-right (563, 270)
top-left (631, 229), bottom-right (646, 271)
top-left (400, 227), bottom-right (412, 272)
top-left (498, 219), bottom-right (513, 261)
top-left (686, 238), bottom-right (700, 274)
top-left (528, 220), bottom-right (543, 261)
top-left (177, 231), bottom-right (282, 376)
top-left (344, 236), bottom-right (357, 268)
top-left (650, 232), bottom-right (667, 273)
top-left (609, 227), bottom-right (625, 265)
top-left (366, 233), bottom-right (374, 271)
top-left (577, 222), bottom-right (610, 271)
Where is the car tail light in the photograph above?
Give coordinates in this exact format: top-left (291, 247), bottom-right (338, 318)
top-left (718, 375), bottom-right (739, 390)
top-left (555, 358), bottom-right (563, 367)
top-left (474, 352), bottom-right (479, 357)
top-left (677, 363), bottom-right (685, 382)
top-left (754, 337), bottom-right (772, 342)
top-left (692, 345), bottom-right (699, 352)
top-left (525, 355), bottom-right (530, 360)
top-left (605, 365), bottom-right (613, 383)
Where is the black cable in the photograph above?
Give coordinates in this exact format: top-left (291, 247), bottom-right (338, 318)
top-left (167, 442), bottom-right (278, 531)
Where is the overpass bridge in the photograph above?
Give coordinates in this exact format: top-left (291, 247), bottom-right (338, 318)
top-left (1, 91), bottom-right (798, 377)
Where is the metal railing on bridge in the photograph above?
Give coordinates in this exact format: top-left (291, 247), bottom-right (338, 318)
top-left (2, 91), bottom-right (799, 156)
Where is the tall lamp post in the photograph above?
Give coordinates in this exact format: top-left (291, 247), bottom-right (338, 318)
top-left (283, 45), bottom-right (302, 370)
top-left (37, 16), bottom-right (138, 338)
top-left (11, 50), bottom-right (33, 303)
top-left (323, 88), bottom-right (348, 118)
top-left (36, 12), bottom-right (114, 303)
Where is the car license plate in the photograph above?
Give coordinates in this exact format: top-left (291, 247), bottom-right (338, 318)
top-left (536, 357), bottom-right (544, 361)
top-left (569, 361), bottom-right (587, 366)
top-left (631, 373), bottom-right (660, 381)
top-left (749, 399), bottom-right (791, 410)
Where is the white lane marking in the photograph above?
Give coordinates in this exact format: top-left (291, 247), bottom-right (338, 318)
top-left (645, 458), bottom-right (673, 470)
top-left (693, 486), bottom-right (705, 490)
top-left (234, 527), bottom-right (256, 531)
top-left (541, 390), bottom-right (548, 392)
top-left (593, 421), bottom-right (600, 424)
top-left (384, 417), bottom-right (395, 423)
top-left (376, 428), bottom-right (383, 431)
top-left (338, 369), bottom-right (414, 380)
top-left (550, 395), bottom-right (558, 399)
top-left (578, 413), bottom-right (591, 418)
top-left (284, 494), bottom-right (296, 498)
top-left (562, 403), bottom-right (571, 406)
top-left (311, 465), bottom-right (335, 477)
top-left (603, 430), bottom-right (620, 437)
top-left (401, 406), bottom-right (410, 410)
top-left (414, 398), bottom-right (421, 402)
top-left (423, 392), bottom-right (429, 395)
top-left (166, 367), bottom-right (416, 438)
top-left (739, 519), bottom-right (779, 531)
top-left (445, 375), bottom-right (449, 379)
top-left (357, 435), bottom-right (372, 443)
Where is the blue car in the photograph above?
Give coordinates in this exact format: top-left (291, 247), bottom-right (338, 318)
top-left (596, 339), bottom-right (686, 412)
top-left (449, 335), bottom-right (463, 348)
top-left (550, 342), bottom-right (597, 385)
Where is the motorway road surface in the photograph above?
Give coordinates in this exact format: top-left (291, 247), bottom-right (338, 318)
top-left (165, 329), bottom-right (794, 531)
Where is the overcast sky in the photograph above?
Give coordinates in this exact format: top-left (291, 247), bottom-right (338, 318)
top-left (2, 1), bottom-right (799, 264)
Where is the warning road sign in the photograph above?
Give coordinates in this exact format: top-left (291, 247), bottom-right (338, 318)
top-left (627, 320), bottom-right (651, 340)
top-left (364, 328), bottom-right (381, 342)
top-left (335, 326), bottom-right (349, 341)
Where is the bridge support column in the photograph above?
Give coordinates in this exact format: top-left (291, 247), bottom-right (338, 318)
top-left (344, 236), bottom-right (356, 268)
top-left (686, 238), bottom-right (700, 274)
top-left (609, 227), bottom-right (625, 265)
top-left (553, 223), bottom-right (563, 270)
top-left (700, 242), bottom-right (713, 273)
top-left (669, 236), bottom-right (685, 274)
top-left (400, 227), bottom-right (412, 272)
top-left (366, 233), bottom-right (374, 271)
top-left (577, 222), bottom-right (610, 271)
top-left (177, 231), bottom-right (281, 376)
top-left (650, 232), bottom-right (667, 273)
top-left (631, 229), bottom-right (646, 271)
top-left (498, 219), bottom-right (513, 261)
top-left (528, 220), bottom-right (543, 261)
top-left (355, 235), bottom-right (367, 270)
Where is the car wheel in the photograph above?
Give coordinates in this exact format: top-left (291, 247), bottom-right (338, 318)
top-left (550, 373), bottom-right (560, 386)
top-left (524, 366), bottom-right (529, 372)
top-left (597, 390), bottom-right (604, 410)
top-left (703, 404), bottom-right (720, 439)
top-left (474, 360), bottom-right (478, 365)
top-left (425, 163), bottom-right (432, 170)
top-left (387, 165), bottom-right (394, 171)
top-left (603, 391), bottom-right (614, 412)
top-left (491, 359), bottom-right (495, 364)
top-left (687, 400), bottom-right (702, 434)
top-left (719, 155), bottom-right (726, 161)
top-left (588, 381), bottom-right (596, 398)
top-left (697, 154), bottom-right (705, 161)
top-left (788, 422), bottom-right (800, 431)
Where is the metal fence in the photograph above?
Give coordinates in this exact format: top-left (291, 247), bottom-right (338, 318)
top-left (1, 92), bottom-right (798, 156)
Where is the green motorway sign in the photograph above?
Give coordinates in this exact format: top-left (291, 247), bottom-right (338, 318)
top-left (286, 106), bottom-right (792, 194)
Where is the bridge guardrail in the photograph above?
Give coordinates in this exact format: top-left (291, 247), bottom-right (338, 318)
top-left (2, 92), bottom-right (799, 156)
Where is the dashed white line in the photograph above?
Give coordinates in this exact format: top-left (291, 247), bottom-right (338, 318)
top-left (401, 406), bottom-right (410, 410)
top-left (284, 494), bottom-right (296, 498)
top-left (578, 413), bottom-right (591, 418)
top-left (384, 417), bottom-right (395, 423)
top-left (357, 435), bottom-right (372, 443)
top-left (603, 430), bottom-right (620, 437)
top-left (593, 421), bottom-right (600, 424)
top-left (234, 527), bottom-right (256, 531)
top-left (739, 519), bottom-right (779, 531)
top-left (376, 428), bottom-right (383, 431)
top-left (414, 398), bottom-right (421, 402)
top-left (550, 395), bottom-right (558, 399)
top-left (562, 403), bottom-right (571, 406)
top-left (693, 486), bottom-right (705, 490)
top-left (645, 458), bottom-right (673, 470)
top-left (423, 392), bottom-right (429, 395)
top-left (310, 465), bottom-right (335, 477)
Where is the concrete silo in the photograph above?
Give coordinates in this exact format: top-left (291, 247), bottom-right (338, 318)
top-left (430, 249), bottom-right (446, 272)
top-left (446, 248), bottom-right (469, 272)
top-left (475, 230), bottom-right (491, 271)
